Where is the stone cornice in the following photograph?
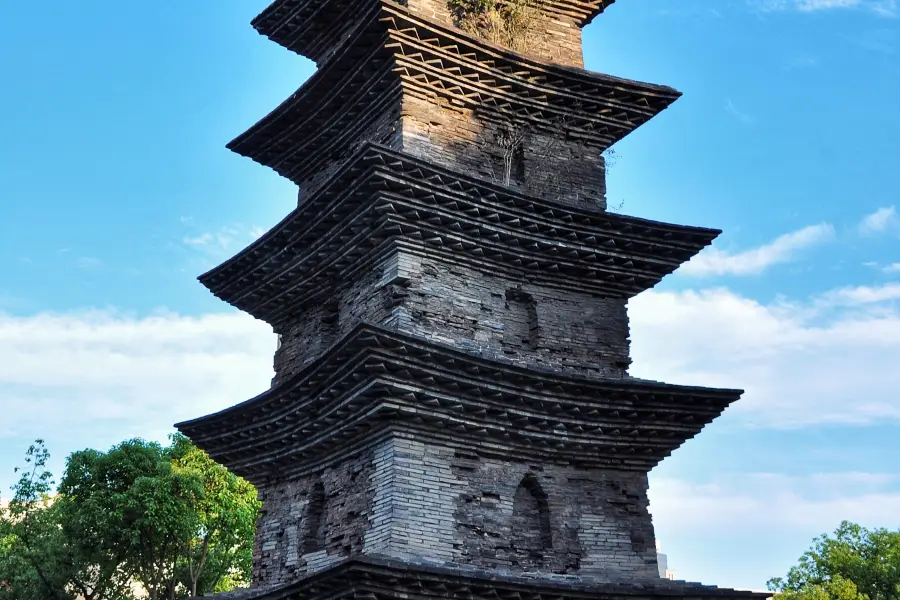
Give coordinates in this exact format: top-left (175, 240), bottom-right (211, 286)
top-left (228, 3), bottom-right (680, 185)
top-left (176, 323), bottom-right (741, 481)
top-left (252, 0), bottom-right (619, 64)
top-left (190, 555), bottom-right (771, 600)
top-left (198, 144), bottom-right (718, 326)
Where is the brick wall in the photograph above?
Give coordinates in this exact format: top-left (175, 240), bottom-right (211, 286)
top-left (250, 436), bottom-right (660, 589)
top-left (251, 449), bottom-right (377, 588)
top-left (272, 250), bottom-right (631, 384)
top-left (296, 96), bottom-right (403, 204)
top-left (401, 95), bottom-right (609, 211)
top-left (404, 0), bottom-right (585, 67)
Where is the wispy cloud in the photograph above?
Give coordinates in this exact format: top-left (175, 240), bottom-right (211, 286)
top-left (0, 309), bottom-right (274, 490)
top-left (75, 256), bottom-right (102, 269)
top-left (783, 55), bottom-right (819, 70)
top-left (651, 471), bottom-right (900, 536)
top-left (884, 262), bottom-right (900, 273)
top-left (859, 206), bottom-right (899, 235)
top-left (725, 99), bottom-right (754, 124)
top-left (679, 223), bottom-right (835, 277)
top-left (817, 282), bottom-right (900, 306)
top-left (753, 0), bottom-right (899, 16)
top-left (629, 283), bottom-right (900, 429)
top-left (183, 230), bottom-right (236, 250)
top-left (649, 469), bottom-right (900, 587)
top-left (182, 224), bottom-right (267, 255)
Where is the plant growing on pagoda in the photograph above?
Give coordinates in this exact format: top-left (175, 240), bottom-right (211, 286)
top-left (487, 107), bottom-right (624, 211)
top-left (495, 121), bottom-right (528, 186)
top-left (448, 0), bottom-right (542, 52)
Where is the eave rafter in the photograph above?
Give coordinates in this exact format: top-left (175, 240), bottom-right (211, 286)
top-left (383, 6), bottom-right (679, 142)
top-left (228, 11), bottom-right (400, 184)
top-left (253, 0), bottom-right (619, 64)
top-left (229, 3), bottom-right (680, 186)
top-left (199, 144), bottom-right (719, 326)
top-left (176, 324), bottom-right (742, 481)
top-left (246, 556), bottom-right (773, 600)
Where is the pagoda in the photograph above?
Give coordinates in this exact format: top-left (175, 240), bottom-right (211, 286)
top-left (177, 0), bottom-right (768, 599)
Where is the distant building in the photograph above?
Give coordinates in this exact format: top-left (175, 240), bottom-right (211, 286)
top-left (656, 541), bottom-right (677, 580)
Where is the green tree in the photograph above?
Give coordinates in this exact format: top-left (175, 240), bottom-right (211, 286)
top-left (0, 440), bottom-right (72, 600)
top-left (58, 436), bottom-right (259, 599)
top-left (0, 441), bottom-right (131, 600)
top-left (59, 439), bottom-right (204, 599)
top-left (169, 434), bottom-right (259, 597)
top-left (768, 521), bottom-right (900, 600)
top-left (2, 437), bottom-right (259, 599)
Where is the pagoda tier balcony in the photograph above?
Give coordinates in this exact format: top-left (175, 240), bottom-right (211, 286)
top-left (227, 3), bottom-right (680, 209)
top-left (252, 0), bottom-right (617, 68)
top-left (204, 556), bottom-right (770, 600)
top-left (175, 323), bottom-right (742, 485)
top-left (199, 143), bottom-right (718, 330)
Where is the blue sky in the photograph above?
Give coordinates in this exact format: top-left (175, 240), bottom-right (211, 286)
top-left (1, 0), bottom-right (899, 592)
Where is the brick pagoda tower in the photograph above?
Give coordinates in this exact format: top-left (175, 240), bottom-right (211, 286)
top-left (177, 1), bottom-right (768, 599)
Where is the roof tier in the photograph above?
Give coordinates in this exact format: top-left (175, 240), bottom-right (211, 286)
top-left (252, 0), bottom-right (618, 64)
top-left (207, 555), bottom-right (771, 600)
top-left (228, 4), bottom-right (680, 186)
top-left (199, 143), bottom-right (718, 327)
top-left (176, 324), bottom-right (741, 484)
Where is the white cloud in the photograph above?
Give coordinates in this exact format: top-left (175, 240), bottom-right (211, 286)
top-left (884, 262), bottom-right (900, 273)
top-left (182, 224), bottom-right (267, 254)
top-left (650, 471), bottom-right (900, 535)
top-left (183, 229), bottom-right (236, 250)
top-left (817, 282), bottom-right (900, 305)
top-left (0, 309), bottom-right (275, 490)
top-left (679, 223), bottom-right (835, 277)
top-left (783, 55), bottom-right (819, 70)
top-left (859, 206), bottom-right (899, 235)
top-left (753, 0), bottom-right (899, 16)
top-left (75, 256), bottom-right (102, 269)
top-left (648, 470), bottom-right (900, 588)
top-left (629, 283), bottom-right (900, 428)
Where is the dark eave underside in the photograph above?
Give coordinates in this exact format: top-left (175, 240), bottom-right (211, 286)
top-left (176, 323), bottom-right (742, 479)
top-left (252, 0), bottom-right (618, 63)
top-left (198, 144), bottom-right (718, 325)
top-left (228, 5), bottom-right (680, 184)
top-left (215, 555), bottom-right (771, 600)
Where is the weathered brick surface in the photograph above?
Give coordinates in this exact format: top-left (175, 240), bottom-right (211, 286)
top-left (272, 261), bottom-right (397, 385)
top-left (291, 93), bottom-right (608, 212)
top-left (405, 0), bottom-right (585, 67)
top-left (250, 436), bottom-right (659, 589)
top-left (296, 98), bottom-right (403, 204)
top-left (272, 250), bottom-right (630, 384)
top-left (401, 95), bottom-right (608, 211)
top-left (252, 450), bottom-right (376, 587)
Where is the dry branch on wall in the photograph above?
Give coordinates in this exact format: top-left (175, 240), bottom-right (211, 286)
top-left (448, 0), bottom-right (543, 52)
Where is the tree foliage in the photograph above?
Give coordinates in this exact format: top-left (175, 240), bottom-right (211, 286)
top-left (768, 521), bottom-right (900, 600)
top-left (0, 437), bottom-right (260, 600)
